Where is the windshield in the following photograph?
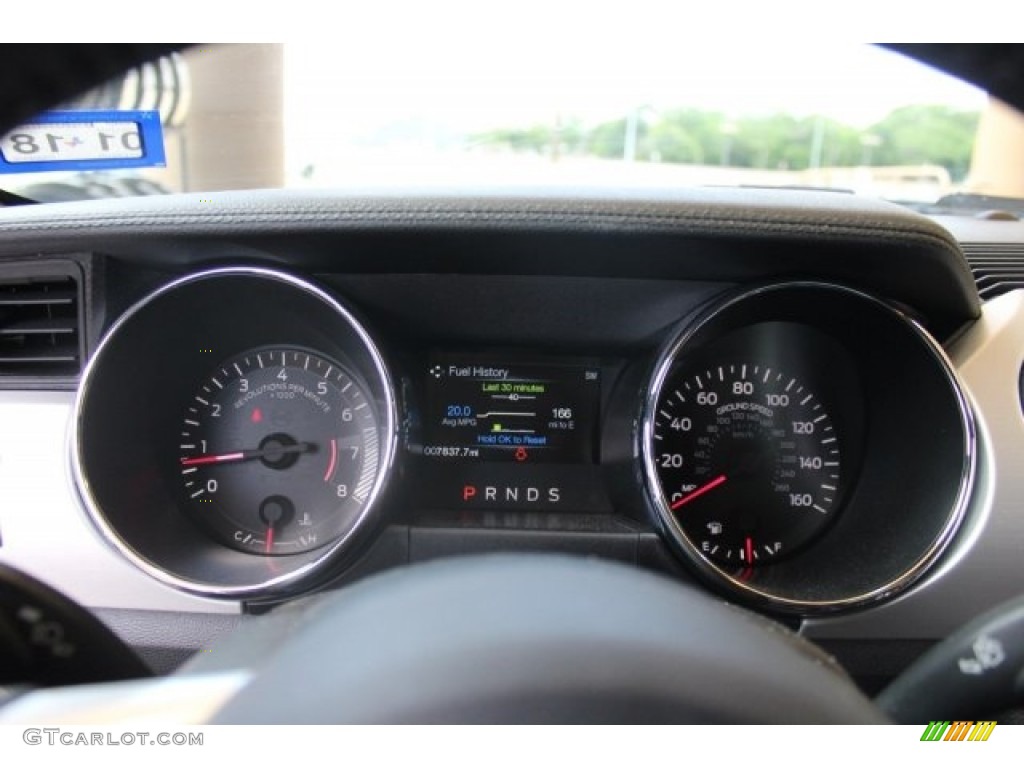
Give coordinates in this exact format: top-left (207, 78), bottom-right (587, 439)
top-left (3, 42), bottom-right (1017, 206)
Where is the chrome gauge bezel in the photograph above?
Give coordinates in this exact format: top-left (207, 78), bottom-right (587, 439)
top-left (71, 267), bottom-right (399, 599)
top-left (640, 282), bottom-right (977, 614)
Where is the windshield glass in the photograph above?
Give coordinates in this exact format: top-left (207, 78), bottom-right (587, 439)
top-left (4, 42), bottom-right (1017, 205)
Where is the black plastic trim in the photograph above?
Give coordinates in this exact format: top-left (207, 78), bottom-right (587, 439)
top-left (0, 257), bottom-right (88, 390)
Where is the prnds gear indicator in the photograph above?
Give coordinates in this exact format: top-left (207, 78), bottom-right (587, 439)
top-left (424, 356), bottom-right (601, 464)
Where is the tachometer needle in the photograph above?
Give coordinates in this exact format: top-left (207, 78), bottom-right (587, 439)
top-left (180, 452), bottom-right (244, 467)
top-left (180, 442), bottom-right (317, 467)
top-left (670, 474), bottom-right (727, 511)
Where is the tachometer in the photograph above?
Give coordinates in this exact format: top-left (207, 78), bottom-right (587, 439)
top-left (180, 347), bottom-right (380, 555)
top-left (650, 363), bottom-right (840, 568)
top-left (74, 267), bottom-right (399, 597)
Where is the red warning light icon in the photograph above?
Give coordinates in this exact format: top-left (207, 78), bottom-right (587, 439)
top-left (514, 447), bottom-right (528, 462)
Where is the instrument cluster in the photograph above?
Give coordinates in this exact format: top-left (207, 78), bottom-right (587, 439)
top-left (72, 271), bottom-right (975, 614)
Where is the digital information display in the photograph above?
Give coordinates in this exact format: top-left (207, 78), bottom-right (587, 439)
top-left (424, 356), bottom-right (600, 464)
top-left (418, 355), bottom-right (606, 512)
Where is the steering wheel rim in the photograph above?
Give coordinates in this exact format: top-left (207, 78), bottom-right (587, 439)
top-left (211, 554), bottom-right (887, 724)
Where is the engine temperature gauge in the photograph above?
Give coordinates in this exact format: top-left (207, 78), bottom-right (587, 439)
top-left (649, 363), bottom-right (841, 568)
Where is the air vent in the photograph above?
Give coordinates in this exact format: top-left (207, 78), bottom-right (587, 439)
top-left (962, 243), bottom-right (1024, 301)
top-left (0, 273), bottom-right (82, 377)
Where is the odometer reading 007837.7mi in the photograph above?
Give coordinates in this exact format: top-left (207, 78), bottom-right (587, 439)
top-left (651, 363), bottom-right (840, 568)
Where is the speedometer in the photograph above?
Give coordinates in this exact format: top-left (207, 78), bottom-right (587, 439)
top-left (637, 282), bottom-right (973, 612)
top-left (651, 363), bottom-right (840, 568)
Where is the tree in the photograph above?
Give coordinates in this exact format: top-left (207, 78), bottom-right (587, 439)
top-left (586, 119), bottom-right (632, 159)
top-left (472, 126), bottom-right (551, 154)
top-left (471, 105), bottom-right (980, 181)
top-left (868, 106), bottom-right (979, 181)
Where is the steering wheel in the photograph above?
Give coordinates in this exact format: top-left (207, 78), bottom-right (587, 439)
top-left (208, 555), bottom-right (884, 723)
top-left (4, 554), bottom-right (1021, 723)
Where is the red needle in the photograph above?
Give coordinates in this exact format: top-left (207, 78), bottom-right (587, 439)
top-left (264, 526), bottom-right (275, 554)
top-left (180, 452), bottom-right (245, 467)
top-left (180, 442), bottom-right (316, 467)
top-left (745, 536), bottom-right (754, 565)
top-left (670, 474), bottom-right (727, 510)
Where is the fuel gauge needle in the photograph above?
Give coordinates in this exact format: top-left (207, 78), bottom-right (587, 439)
top-left (670, 474), bottom-right (727, 511)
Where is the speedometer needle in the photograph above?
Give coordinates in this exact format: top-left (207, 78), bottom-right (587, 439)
top-left (181, 442), bottom-right (317, 467)
top-left (670, 474), bottom-right (727, 511)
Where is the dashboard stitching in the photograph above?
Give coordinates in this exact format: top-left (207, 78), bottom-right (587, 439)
top-left (0, 216), bottom-right (963, 260)
top-left (0, 195), bottom-right (962, 242)
top-left (0, 210), bottom-right (958, 237)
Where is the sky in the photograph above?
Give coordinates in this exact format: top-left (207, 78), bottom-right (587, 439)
top-left (0, 3), bottom-right (993, 155)
top-left (283, 41), bottom-right (986, 145)
top-left (13, 0), bottom-right (1021, 44)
